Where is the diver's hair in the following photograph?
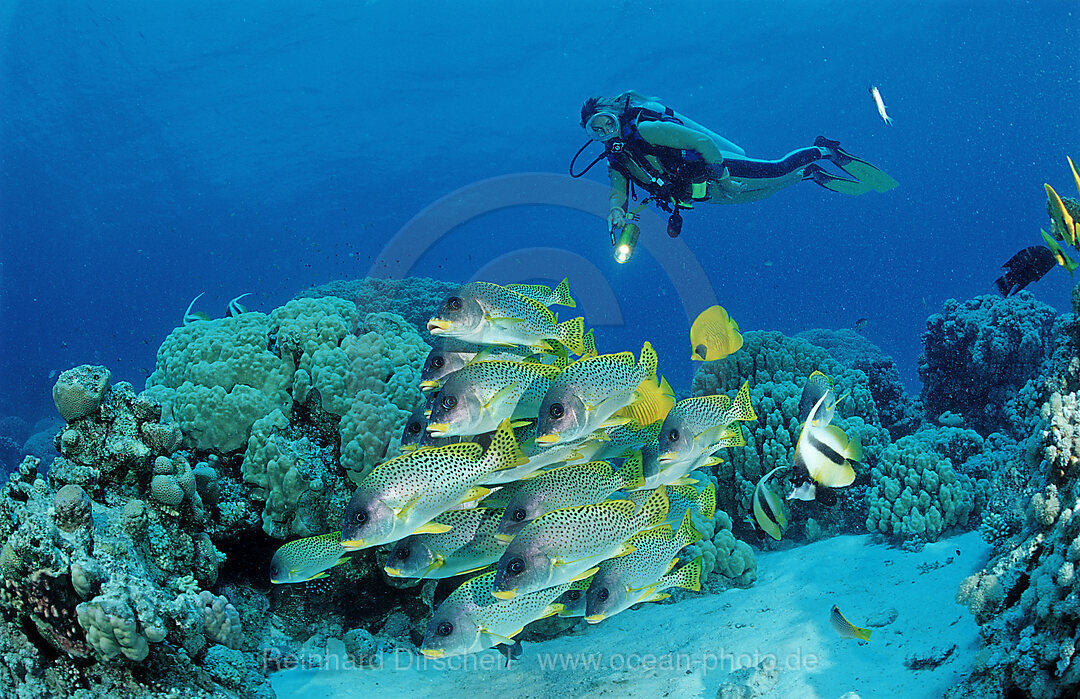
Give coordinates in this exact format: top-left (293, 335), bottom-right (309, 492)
top-left (580, 91), bottom-right (662, 127)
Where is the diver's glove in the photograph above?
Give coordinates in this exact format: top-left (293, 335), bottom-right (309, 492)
top-left (608, 207), bottom-right (628, 231)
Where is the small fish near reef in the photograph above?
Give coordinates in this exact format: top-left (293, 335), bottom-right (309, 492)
top-left (994, 246), bottom-right (1056, 297)
top-left (830, 605), bottom-right (873, 642)
top-left (854, 318), bottom-right (868, 333)
top-left (751, 466), bottom-right (788, 541)
top-left (690, 305), bottom-right (743, 361)
top-left (788, 371), bottom-right (863, 501)
top-left (868, 85), bottom-right (892, 125)
top-left (427, 281), bottom-right (586, 355)
top-left (270, 532), bottom-right (351, 584)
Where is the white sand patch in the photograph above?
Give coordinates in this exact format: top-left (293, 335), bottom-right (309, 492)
top-left (272, 531), bottom-right (990, 698)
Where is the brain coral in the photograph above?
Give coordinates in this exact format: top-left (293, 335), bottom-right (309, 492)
top-left (692, 330), bottom-right (891, 538)
top-left (919, 293), bottom-right (1058, 439)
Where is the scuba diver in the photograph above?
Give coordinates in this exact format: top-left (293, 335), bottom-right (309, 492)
top-left (570, 91), bottom-right (898, 257)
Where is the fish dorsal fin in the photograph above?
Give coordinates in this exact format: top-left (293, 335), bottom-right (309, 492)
top-left (602, 350), bottom-right (637, 368)
top-left (637, 341), bottom-right (658, 379)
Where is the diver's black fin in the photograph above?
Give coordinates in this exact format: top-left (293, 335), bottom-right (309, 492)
top-left (804, 163), bottom-right (869, 195)
top-left (814, 136), bottom-right (899, 193)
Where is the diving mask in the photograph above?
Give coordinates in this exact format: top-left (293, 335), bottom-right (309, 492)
top-left (585, 111), bottom-right (620, 142)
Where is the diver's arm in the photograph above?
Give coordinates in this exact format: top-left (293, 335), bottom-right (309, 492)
top-left (607, 167), bottom-right (629, 229)
top-left (636, 121), bottom-right (726, 164)
top-left (637, 121), bottom-right (741, 194)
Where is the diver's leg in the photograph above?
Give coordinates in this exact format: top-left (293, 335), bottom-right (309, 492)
top-left (720, 147), bottom-right (825, 180)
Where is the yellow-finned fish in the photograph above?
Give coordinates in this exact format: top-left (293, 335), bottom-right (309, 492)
top-left (584, 509), bottom-right (703, 623)
top-left (655, 382), bottom-right (756, 481)
top-left (270, 532), bottom-right (351, 584)
top-left (427, 282), bottom-right (586, 355)
top-left (830, 605), bottom-right (873, 641)
top-left (751, 466), bottom-right (788, 541)
top-left (690, 305), bottom-right (743, 361)
top-left (341, 419), bottom-right (527, 551)
top-left (426, 360), bottom-right (562, 438)
top-left (869, 86), bottom-right (892, 125)
top-left (534, 341), bottom-right (661, 447)
top-left (420, 570), bottom-right (574, 658)
top-left (384, 507), bottom-right (508, 579)
top-left (490, 486), bottom-right (670, 600)
top-left (494, 454), bottom-right (646, 542)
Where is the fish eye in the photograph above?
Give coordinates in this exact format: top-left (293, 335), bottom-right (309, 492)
top-left (352, 510), bottom-right (368, 525)
top-left (511, 509), bottom-right (527, 522)
top-left (548, 403), bottom-right (564, 419)
top-left (446, 296), bottom-right (463, 312)
top-left (667, 428), bottom-right (680, 442)
top-left (406, 421), bottom-right (422, 435)
top-left (393, 545), bottom-right (409, 560)
top-left (598, 588), bottom-right (609, 602)
top-left (431, 356), bottom-right (445, 369)
top-left (567, 590), bottom-right (581, 601)
top-left (507, 557), bottom-right (526, 576)
top-left (442, 395), bottom-right (458, 410)
top-left (436, 621), bottom-right (454, 637)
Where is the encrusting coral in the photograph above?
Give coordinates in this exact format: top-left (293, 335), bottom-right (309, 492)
top-left (947, 289), bottom-right (1080, 699)
top-left (919, 293), bottom-right (1058, 439)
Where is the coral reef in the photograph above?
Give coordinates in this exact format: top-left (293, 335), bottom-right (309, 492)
top-left (947, 295), bottom-right (1080, 699)
top-left (0, 365), bottom-right (273, 697)
top-left (295, 276), bottom-right (460, 334)
top-left (692, 330), bottom-right (892, 542)
top-left (798, 328), bottom-right (922, 438)
top-left (865, 435), bottom-right (989, 543)
top-left (919, 293), bottom-right (1058, 439)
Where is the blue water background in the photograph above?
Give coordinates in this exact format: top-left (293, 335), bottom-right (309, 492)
top-left (1, 1), bottom-right (1077, 424)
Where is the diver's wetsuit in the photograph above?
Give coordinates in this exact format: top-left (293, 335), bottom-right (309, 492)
top-left (720, 147), bottom-right (825, 180)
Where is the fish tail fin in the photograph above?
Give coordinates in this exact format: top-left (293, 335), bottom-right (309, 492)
top-left (845, 433), bottom-right (863, 462)
top-left (636, 486), bottom-right (671, 529)
top-left (659, 555), bottom-right (703, 593)
top-left (619, 450), bottom-right (646, 490)
top-left (552, 278), bottom-right (576, 308)
top-left (557, 317), bottom-right (586, 356)
top-left (675, 508), bottom-right (702, 547)
top-left (854, 626), bottom-right (873, 641)
top-left (698, 482), bottom-right (717, 520)
top-left (481, 419), bottom-right (529, 473)
top-left (731, 381), bottom-right (757, 422)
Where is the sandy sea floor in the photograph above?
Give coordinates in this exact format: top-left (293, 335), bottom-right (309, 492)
top-left (272, 531), bottom-right (990, 699)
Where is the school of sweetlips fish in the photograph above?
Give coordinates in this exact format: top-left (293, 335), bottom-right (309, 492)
top-left (267, 279), bottom-right (864, 659)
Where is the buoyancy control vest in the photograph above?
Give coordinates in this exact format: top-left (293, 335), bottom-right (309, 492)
top-left (605, 104), bottom-right (711, 213)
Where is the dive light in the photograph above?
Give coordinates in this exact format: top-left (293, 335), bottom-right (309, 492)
top-left (612, 223), bottom-right (640, 264)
